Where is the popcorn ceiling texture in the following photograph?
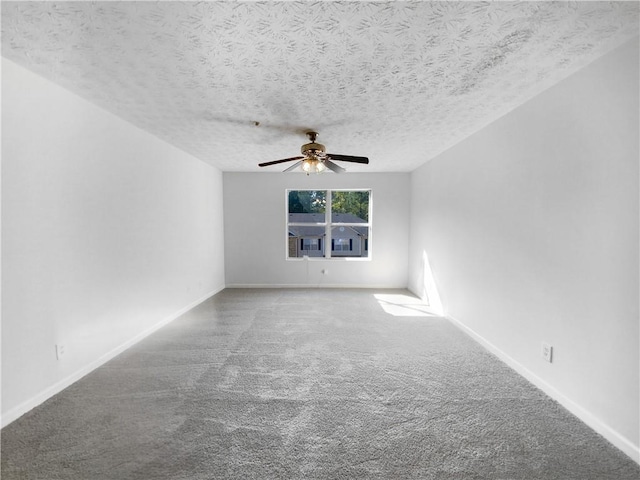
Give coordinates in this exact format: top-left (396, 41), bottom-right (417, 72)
top-left (2, 1), bottom-right (638, 172)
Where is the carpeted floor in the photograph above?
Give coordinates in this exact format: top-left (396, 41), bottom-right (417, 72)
top-left (2, 288), bottom-right (638, 479)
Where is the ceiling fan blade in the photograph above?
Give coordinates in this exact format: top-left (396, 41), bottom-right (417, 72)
top-left (258, 156), bottom-right (304, 167)
top-left (282, 160), bottom-right (304, 172)
top-left (326, 153), bottom-right (369, 164)
top-left (323, 159), bottom-right (346, 173)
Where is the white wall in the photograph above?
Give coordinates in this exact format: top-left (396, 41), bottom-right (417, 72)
top-left (408, 38), bottom-right (639, 461)
top-left (224, 173), bottom-right (410, 288)
top-left (1, 59), bottom-right (226, 425)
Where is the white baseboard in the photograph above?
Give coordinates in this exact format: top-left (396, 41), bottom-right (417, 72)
top-left (1, 286), bottom-right (224, 429)
top-left (445, 314), bottom-right (640, 465)
top-left (225, 283), bottom-right (406, 289)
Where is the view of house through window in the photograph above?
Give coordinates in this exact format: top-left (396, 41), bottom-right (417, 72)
top-left (287, 190), bottom-right (371, 259)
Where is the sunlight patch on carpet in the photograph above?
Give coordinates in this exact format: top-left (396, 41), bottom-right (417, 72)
top-left (373, 293), bottom-right (435, 317)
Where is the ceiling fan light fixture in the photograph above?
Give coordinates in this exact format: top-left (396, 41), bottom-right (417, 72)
top-left (302, 157), bottom-right (326, 175)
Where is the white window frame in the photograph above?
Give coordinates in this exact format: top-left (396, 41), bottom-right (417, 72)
top-left (286, 189), bottom-right (372, 261)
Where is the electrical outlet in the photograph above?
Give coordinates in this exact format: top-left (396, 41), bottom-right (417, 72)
top-left (55, 344), bottom-right (66, 360)
top-left (321, 269), bottom-right (329, 275)
top-left (542, 343), bottom-right (553, 363)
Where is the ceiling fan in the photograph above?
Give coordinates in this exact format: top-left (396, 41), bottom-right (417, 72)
top-left (258, 132), bottom-right (369, 174)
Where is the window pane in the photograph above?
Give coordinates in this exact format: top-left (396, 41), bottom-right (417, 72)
top-left (288, 226), bottom-right (325, 258)
top-left (331, 226), bottom-right (369, 258)
top-left (288, 190), bottom-right (326, 223)
top-left (331, 191), bottom-right (369, 223)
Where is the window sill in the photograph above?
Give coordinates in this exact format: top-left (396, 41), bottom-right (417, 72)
top-left (286, 256), bottom-right (371, 262)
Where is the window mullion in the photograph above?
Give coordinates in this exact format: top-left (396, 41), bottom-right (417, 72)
top-left (325, 189), bottom-right (332, 258)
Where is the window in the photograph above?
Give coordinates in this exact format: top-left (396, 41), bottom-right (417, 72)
top-left (287, 189), bottom-right (371, 259)
top-left (302, 238), bottom-right (321, 251)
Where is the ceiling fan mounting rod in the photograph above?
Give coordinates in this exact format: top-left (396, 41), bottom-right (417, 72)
top-left (301, 131), bottom-right (326, 157)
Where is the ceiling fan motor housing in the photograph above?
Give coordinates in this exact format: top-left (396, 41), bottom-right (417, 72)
top-left (301, 142), bottom-right (326, 157)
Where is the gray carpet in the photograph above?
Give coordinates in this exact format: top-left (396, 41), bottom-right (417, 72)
top-left (2, 288), bottom-right (638, 479)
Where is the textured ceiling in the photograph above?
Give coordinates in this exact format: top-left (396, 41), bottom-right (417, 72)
top-left (2, 1), bottom-right (638, 173)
